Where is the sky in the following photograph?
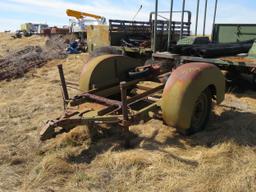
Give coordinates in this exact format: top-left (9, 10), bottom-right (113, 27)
top-left (0, 0), bottom-right (256, 34)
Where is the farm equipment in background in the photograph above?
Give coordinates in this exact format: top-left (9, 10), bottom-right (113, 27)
top-left (212, 24), bottom-right (256, 43)
top-left (87, 10), bottom-right (192, 56)
top-left (40, 0), bottom-right (256, 141)
top-left (66, 9), bottom-right (107, 52)
top-left (170, 38), bottom-right (255, 58)
top-left (20, 23), bottom-right (49, 36)
top-left (66, 9), bottom-right (106, 36)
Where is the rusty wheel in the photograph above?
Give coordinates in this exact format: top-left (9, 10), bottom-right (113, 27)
top-left (188, 88), bottom-right (212, 134)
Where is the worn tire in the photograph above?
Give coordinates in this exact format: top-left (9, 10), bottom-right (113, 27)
top-left (162, 87), bottom-right (212, 135)
top-left (186, 87), bottom-right (212, 135)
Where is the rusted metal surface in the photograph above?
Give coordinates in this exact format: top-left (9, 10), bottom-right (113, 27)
top-left (97, 105), bottom-right (120, 116)
top-left (136, 81), bottom-right (163, 90)
top-left (161, 62), bottom-right (225, 132)
top-left (50, 27), bottom-right (69, 34)
top-left (120, 82), bottom-right (129, 124)
top-left (127, 84), bottom-right (164, 105)
top-left (40, 79), bottom-right (165, 140)
top-left (220, 56), bottom-right (256, 64)
top-left (58, 64), bottom-right (69, 103)
top-left (181, 56), bottom-right (256, 68)
top-left (40, 115), bottom-right (120, 141)
top-left (71, 93), bottom-right (122, 107)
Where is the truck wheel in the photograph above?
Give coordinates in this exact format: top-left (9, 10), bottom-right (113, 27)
top-left (188, 87), bottom-right (212, 134)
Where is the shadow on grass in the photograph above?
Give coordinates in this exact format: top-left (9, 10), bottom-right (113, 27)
top-left (66, 121), bottom-right (196, 165)
top-left (66, 108), bottom-right (256, 167)
top-left (225, 72), bottom-right (256, 96)
top-left (189, 110), bottom-right (256, 147)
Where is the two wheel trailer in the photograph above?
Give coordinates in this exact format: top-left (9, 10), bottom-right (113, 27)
top-left (40, 55), bottom-right (225, 140)
top-left (40, 0), bottom-right (255, 140)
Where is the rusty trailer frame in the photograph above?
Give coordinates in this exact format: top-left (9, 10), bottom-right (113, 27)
top-left (40, 65), bottom-right (167, 140)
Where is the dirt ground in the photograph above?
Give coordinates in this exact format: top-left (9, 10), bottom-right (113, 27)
top-left (0, 33), bottom-right (255, 192)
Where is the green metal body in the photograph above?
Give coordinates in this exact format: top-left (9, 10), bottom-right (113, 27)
top-left (79, 55), bottom-right (144, 92)
top-left (181, 56), bottom-right (256, 69)
top-left (212, 24), bottom-right (256, 43)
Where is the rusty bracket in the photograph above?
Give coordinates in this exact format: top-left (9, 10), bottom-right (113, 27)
top-left (120, 81), bottom-right (129, 126)
top-left (57, 64), bottom-right (69, 109)
top-left (71, 93), bottom-right (122, 107)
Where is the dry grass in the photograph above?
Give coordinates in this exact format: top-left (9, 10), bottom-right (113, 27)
top-left (0, 33), bottom-right (255, 192)
top-left (0, 33), bottom-right (46, 57)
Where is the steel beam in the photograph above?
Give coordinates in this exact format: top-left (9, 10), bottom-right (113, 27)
top-left (203, 0), bottom-right (208, 36)
top-left (180, 0), bottom-right (186, 39)
top-left (120, 82), bottom-right (129, 122)
top-left (212, 0), bottom-right (218, 28)
top-left (153, 0), bottom-right (158, 53)
top-left (71, 93), bottom-right (122, 107)
top-left (167, 0), bottom-right (174, 51)
top-left (57, 64), bottom-right (69, 101)
top-left (195, 0), bottom-right (200, 35)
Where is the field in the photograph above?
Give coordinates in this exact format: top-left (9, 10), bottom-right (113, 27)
top-left (0, 33), bottom-right (255, 192)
